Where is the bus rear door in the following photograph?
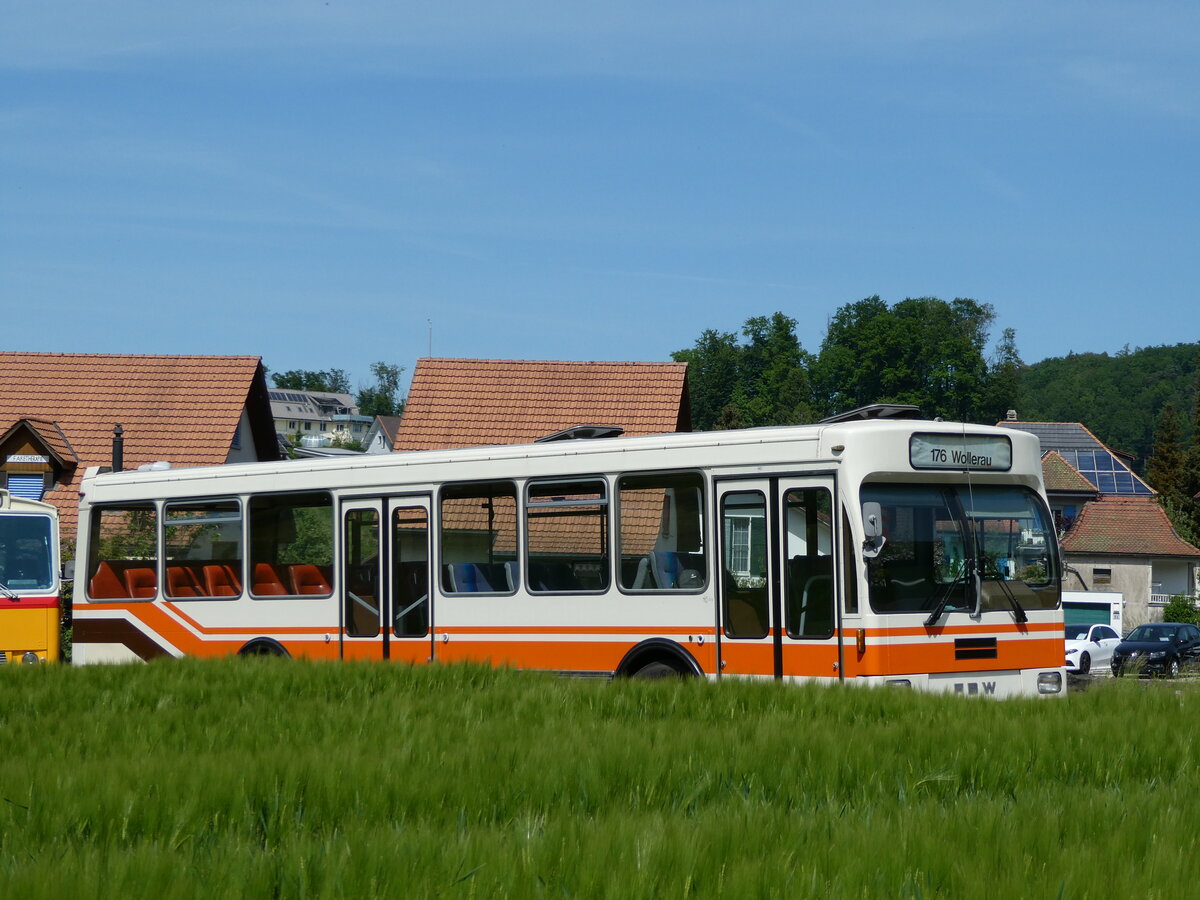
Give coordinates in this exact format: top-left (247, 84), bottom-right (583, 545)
top-left (340, 497), bottom-right (433, 663)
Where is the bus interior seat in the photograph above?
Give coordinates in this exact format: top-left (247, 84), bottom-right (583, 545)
top-left (252, 563), bottom-right (289, 596)
top-left (786, 556), bottom-right (834, 637)
top-left (203, 564), bottom-right (241, 597)
top-left (446, 562), bottom-right (511, 593)
top-left (123, 566), bottom-right (158, 599)
top-left (447, 562), bottom-right (492, 593)
top-left (289, 563), bottom-right (331, 595)
top-left (635, 551), bottom-right (705, 590)
top-left (166, 565), bottom-right (202, 597)
top-left (89, 561), bottom-right (130, 599)
top-left (723, 567), bottom-right (768, 638)
top-left (528, 560), bottom-right (580, 592)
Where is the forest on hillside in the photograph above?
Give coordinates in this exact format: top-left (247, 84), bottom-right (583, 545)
top-left (1020, 344), bottom-right (1198, 468)
top-left (672, 296), bottom-right (1198, 476)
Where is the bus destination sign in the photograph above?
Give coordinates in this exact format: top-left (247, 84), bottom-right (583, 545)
top-left (909, 433), bottom-right (1012, 472)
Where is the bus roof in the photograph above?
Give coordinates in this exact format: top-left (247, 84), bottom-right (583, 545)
top-left (79, 418), bottom-right (1042, 499)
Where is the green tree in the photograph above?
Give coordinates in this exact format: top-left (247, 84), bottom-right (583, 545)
top-left (272, 369), bottom-right (351, 393)
top-left (983, 327), bottom-right (1024, 424)
top-left (673, 314), bottom-right (815, 430)
top-left (1019, 343), bottom-right (1199, 467)
top-left (735, 313), bottom-right (816, 427)
top-left (355, 362), bottom-right (406, 419)
top-left (1147, 403), bottom-right (1186, 503)
top-left (672, 329), bottom-right (741, 431)
top-left (812, 296), bottom-right (996, 421)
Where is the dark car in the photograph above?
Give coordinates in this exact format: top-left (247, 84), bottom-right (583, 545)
top-left (1111, 622), bottom-right (1200, 678)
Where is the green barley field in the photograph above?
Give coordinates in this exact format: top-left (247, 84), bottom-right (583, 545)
top-left (2, 661), bottom-right (1197, 898)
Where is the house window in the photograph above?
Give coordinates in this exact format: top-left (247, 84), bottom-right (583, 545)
top-left (1094, 567), bottom-right (1112, 585)
top-left (725, 515), bottom-right (753, 575)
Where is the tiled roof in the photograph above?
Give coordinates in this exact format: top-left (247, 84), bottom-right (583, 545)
top-left (1003, 421), bottom-right (1108, 452)
top-left (393, 358), bottom-right (690, 451)
top-left (1061, 496), bottom-right (1200, 558)
top-left (0, 353), bottom-right (275, 538)
top-left (1041, 450), bottom-right (1098, 494)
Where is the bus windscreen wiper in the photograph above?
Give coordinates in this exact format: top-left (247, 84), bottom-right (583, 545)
top-left (978, 558), bottom-right (1028, 623)
top-left (923, 558), bottom-right (975, 628)
top-left (0, 580), bottom-right (18, 600)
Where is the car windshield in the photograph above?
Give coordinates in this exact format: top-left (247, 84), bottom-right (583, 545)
top-left (1064, 624), bottom-right (1090, 640)
top-left (1127, 624), bottom-right (1177, 643)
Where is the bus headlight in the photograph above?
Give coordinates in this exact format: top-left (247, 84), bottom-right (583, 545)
top-left (21, 651), bottom-right (41, 665)
top-left (1037, 672), bottom-right (1063, 694)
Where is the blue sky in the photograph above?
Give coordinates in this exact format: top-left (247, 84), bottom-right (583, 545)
top-left (3, 1), bottom-right (1198, 394)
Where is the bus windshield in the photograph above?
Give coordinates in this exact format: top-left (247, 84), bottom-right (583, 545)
top-left (861, 484), bottom-right (1058, 617)
top-left (0, 514), bottom-right (55, 592)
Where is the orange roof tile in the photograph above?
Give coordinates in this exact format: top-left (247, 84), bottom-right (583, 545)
top-left (0, 353), bottom-right (275, 539)
top-left (394, 358), bottom-right (690, 452)
top-left (1061, 496), bottom-right (1200, 558)
top-left (1041, 450), bottom-right (1099, 494)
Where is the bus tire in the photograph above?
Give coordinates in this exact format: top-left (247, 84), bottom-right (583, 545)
top-left (237, 639), bottom-right (290, 658)
top-left (632, 661), bottom-right (685, 679)
top-left (616, 639), bottom-right (701, 679)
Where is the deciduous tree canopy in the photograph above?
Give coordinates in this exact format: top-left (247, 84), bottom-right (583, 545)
top-left (675, 296), bottom-right (1011, 428)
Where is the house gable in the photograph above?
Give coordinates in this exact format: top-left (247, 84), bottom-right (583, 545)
top-left (0, 352), bottom-right (278, 539)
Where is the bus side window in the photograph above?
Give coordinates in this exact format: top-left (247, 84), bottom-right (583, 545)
top-left (248, 492), bottom-right (333, 598)
top-left (841, 509), bottom-right (859, 614)
top-left (525, 479), bottom-right (609, 593)
top-left (618, 472), bottom-right (707, 592)
top-left (164, 499), bottom-right (242, 600)
top-left (440, 482), bottom-right (518, 594)
top-left (86, 505), bottom-right (158, 601)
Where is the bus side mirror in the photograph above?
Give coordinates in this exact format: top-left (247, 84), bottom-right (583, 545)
top-left (62, 559), bottom-right (75, 583)
top-left (862, 502), bottom-right (886, 559)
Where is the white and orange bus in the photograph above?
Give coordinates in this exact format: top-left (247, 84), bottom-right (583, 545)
top-left (72, 409), bottom-right (1065, 696)
top-left (1, 489), bottom-right (61, 664)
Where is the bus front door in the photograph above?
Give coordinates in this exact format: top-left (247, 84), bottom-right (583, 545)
top-left (340, 497), bottom-right (433, 664)
top-left (717, 478), bottom-right (842, 681)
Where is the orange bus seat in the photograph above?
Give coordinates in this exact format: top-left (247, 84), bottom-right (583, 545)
top-left (124, 567), bottom-right (158, 599)
top-left (252, 563), bottom-right (289, 595)
top-left (289, 563), bottom-right (331, 595)
top-left (89, 561), bottom-right (130, 599)
top-left (203, 564), bottom-right (242, 597)
top-left (166, 566), bottom-right (202, 597)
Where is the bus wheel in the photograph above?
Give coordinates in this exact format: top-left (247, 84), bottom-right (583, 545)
top-left (632, 661), bottom-right (686, 679)
top-left (237, 639), bottom-right (290, 658)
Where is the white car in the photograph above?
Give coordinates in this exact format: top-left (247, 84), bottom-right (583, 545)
top-left (1065, 623), bottom-right (1121, 675)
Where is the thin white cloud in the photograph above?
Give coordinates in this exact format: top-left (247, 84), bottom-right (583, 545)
top-left (1061, 59), bottom-right (1197, 118)
top-left (5, 0), bottom-right (1176, 76)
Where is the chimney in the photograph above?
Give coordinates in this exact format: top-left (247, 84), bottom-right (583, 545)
top-left (1006, 410), bottom-right (1017, 421)
top-left (112, 424), bottom-right (124, 473)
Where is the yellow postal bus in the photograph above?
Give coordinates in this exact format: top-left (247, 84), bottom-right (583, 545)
top-left (0, 489), bottom-right (61, 663)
